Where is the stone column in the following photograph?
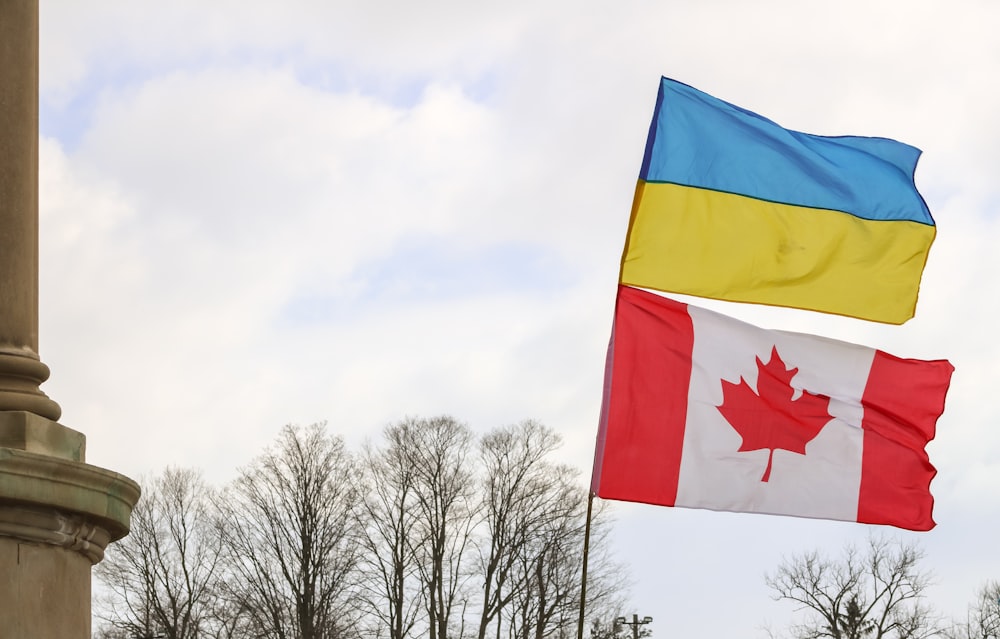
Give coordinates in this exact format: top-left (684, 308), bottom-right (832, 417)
top-left (0, 2), bottom-right (140, 638)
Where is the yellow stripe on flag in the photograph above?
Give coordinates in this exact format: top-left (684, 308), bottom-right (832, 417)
top-left (620, 182), bottom-right (936, 324)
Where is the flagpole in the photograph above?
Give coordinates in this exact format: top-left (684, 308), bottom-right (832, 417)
top-left (577, 490), bottom-right (595, 639)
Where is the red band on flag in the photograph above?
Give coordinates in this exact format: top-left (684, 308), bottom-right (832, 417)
top-left (592, 288), bottom-right (693, 505)
top-left (858, 351), bottom-right (954, 531)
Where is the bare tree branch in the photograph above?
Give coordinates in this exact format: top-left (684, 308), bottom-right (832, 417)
top-left (765, 534), bottom-right (940, 639)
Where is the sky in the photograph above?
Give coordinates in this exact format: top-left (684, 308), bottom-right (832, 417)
top-left (32, 1), bottom-right (1000, 636)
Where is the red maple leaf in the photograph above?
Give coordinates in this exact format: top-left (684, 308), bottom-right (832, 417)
top-left (716, 347), bottom-right (832, 482)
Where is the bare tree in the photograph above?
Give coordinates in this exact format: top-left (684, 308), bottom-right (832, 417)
top-left (474, 421), bottom-right (629, 639)
top-left (401, 415), bottom-right (478, 639)
top-left (357, 423), bottom-right (426, 639)
top-left (765, 535), bottom-right (940, 639)
top-left (503, 472), bottom-right (626, 639)
top-left (95, 467), bottom-right (223, 639)
top-left (216, 423), bottom-right (363, 639)
top-left (944, 581), bottom-right (1000, 639)
top-left (358, 416), bottom-right (629, 639)
top-left (475, 420), bottom-right (563, 639)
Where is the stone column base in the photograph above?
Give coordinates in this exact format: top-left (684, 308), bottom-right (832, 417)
top-left (0, 446), bottom-right (138, 556)
top-left (0, 412), bottom-right (139, 639)
top-left (0, 536), bottom-right (94, 639)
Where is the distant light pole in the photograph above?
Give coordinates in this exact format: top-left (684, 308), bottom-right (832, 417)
top-left (616, 614), bottom-right (653, 639)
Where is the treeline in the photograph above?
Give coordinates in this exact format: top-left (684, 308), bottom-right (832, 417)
top-left (94, 417), bottom-right (628, 639)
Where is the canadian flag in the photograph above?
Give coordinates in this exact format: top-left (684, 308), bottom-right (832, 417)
top-left (591, 286), bottom-right (954, 531)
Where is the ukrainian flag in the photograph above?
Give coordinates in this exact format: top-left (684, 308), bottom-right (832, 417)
top-left (621, 77), bottom-right (936, 324)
